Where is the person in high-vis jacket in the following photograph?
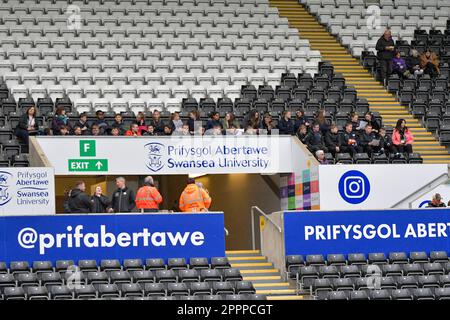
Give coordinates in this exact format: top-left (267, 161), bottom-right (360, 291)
top-left (179, 179), bottom-right (211, 212)
top-left (135, 176), bottom-right (163, 213)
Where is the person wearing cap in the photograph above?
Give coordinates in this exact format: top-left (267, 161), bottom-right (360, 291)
top-left (179, 178), bottom-right (211, 213)
top-left (135, 176), bottom-right (163, 213)
top-left (427, 193), bottom-right (446, 208)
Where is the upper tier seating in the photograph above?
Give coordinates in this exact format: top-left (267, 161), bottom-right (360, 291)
top-left (0, 0), bottom-right (321, 113)
top-left (300, 0), bottom-right (449, 57)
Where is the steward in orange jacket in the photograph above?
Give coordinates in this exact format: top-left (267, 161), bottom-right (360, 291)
top-left (179, 179), bottom-right (211, 212)
top-left (135, 176), bottom-right (163, 213)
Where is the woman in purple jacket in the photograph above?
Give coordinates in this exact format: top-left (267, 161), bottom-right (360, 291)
top-left (391, 51), bottom-right (411, 78)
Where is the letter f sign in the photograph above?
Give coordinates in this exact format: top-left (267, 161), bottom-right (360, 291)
top-left (80, 140), bottom-right (96, 157)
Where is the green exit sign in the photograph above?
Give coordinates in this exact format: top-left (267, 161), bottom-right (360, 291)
top-left (68, 159), bottom-right (108, 172)
top-left (80, 140), bottom-right (96, 157)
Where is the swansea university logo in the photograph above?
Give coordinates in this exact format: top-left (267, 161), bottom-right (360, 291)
top-left (144, 142), bottom-right (165, 172)
top-left (0, 171), bottom-right (13, 206)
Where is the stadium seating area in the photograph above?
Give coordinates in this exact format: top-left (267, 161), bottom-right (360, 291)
top-left (301, 0), bottom-right (449, 58)
top-left (286, 251), bottom-right (450, 300)
top-left (0, 257), bottom-right (268, 300)
top-left (361, 29), bottom-right (450, 148)
top-left (0, 0), bottom-right (320, 108)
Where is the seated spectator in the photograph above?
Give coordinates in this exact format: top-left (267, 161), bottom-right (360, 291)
top-left (315, 109), bottom-right (330, 135)
top-left (59, 125), bottom-right (70, 136)
top-left (194, 125), bottom-right (205, 136)
top-left (134, 112), bottom-right (147, 134)
top-left (170, 111), bottom-right (183, 134)
top-left (315, 150), bottom-right (329, 165)
top-left (51, 106), bottom-right (71, 135)
top-left (111, 113), bottom-right (126, 135)
top-left (294, 109), bottom-right (309, 133)
top-left (378, 127), bottom-right (394, 155)
top-left (296, 124), bottom-right (308, 144)
top-left (427, 193), bottom-right (446, 208)
top-left (73, 126), bottom-right (83, 136)
top-left (93, 110), bottom-right (109, 135)
top-left (15, 106), bottom-right (39, 146)
top-left (305, 122), bottom-right (328, 153)
top-left (149, 110), bottom-right (165, 134)
top-left (125, 123), bottom-right (142, 136)
top-left (325, 123), bottom-right (340, 156)
top-left (162, 124), bottom-right (173, 136)
top-left (221, 112), bottom-right (240, 130)
top-left (278, 110), bottom-right (295, 135)
top-left (110, 127), bottom-right (120, 136)
top-left (187, 110), bottom-right (201, 134)
top-left (420, 49), bottom-right (440, 77)
top-left (90, 124), bottom-right (101, 136)
top-left (205, 111), bottom-right (222, 132)
top-left (391, 50), bottom-right (411, 78)
top-left (173, 124), bottom-right (190, 136)
top-left (349, 112), bottom-right (360, 132)
top-left (406, 49), bottom-right (424, 77)
top-left (360, 111), bottom-right (380, 133)
top-left (246, 109), bottom-right (261, 130)
top-left (359, 124), bottom-right (380, 155)
top-left (74, 112), bottom-right (90, 135)
top-left (392, 118), bottom-right (414, 154)
top-left (261, 112), bottom-right (277, 135)
top-left (339, 122), bottom-right (360, 156)
top-left (143, 124), bottom-right (156, 136)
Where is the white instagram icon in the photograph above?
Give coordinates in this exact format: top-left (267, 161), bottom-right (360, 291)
top-left (343, 176), bottom-right (365, 199)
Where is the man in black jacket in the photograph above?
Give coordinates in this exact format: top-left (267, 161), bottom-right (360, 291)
top-left (339, 122), bottom-right (360, 156)
top-left (376, 29), bottom-right (396, 85)
top-left (305, 122), bottom-right (328, 153)
top-left (67, 181), bottom-right (93, 213)
top-left (378, 127), bottom-right (394, 156)
top-left (91, 186), bottom-right (110, 213)
top-left (325, 124), bottom-right (340, 156)
top-left (359, 124), bottom-right (379, 155)
top-left (109, 177), bottom-right (136, 213)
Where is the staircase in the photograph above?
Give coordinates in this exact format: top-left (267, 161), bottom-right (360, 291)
top-left (270, 0), bottom-right (450, 164)
top-left (226, 250), bottom-right (304, 300)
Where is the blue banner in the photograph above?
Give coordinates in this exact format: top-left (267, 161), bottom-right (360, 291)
top-left (284, 209), bottom-right (450, 256)
top-left (0, 213), bottom-right (225, 264)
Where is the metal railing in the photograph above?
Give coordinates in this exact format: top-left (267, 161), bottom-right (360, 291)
top-left (250, 206), bottom-right (282, 250)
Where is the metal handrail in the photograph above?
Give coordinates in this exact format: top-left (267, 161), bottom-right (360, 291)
top-left (251, 206), bottom-right (282, 250)
top-left (391, 172), bottom-right (449, 208)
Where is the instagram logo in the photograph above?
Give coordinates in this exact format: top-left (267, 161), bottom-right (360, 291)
top-left (339, 170), bottom-right (370, 204)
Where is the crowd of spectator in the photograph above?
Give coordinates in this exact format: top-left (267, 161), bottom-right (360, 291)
top-left (16, 104), bottom-right (414, 164)
top-left (376, 29), bottom-right (441, 84)
top-left (301, 111), bottom-right (414, 164)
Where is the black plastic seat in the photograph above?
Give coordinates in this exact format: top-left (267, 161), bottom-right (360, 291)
top-left (10, 261), bottom-right (30, 275)
top-left (409, 252), bottom-right (429, 264)
top-left (100, 259), bottom-right (122, 272)
top-left (332, 278), bottom-right (354, 291)
top-left (222, 268), bottom-right (243, 282)
top-left (418, 275), bottom-right (440, 288)
top-left (211, 257), bottom-right (231, 269)
top-left (348, 253), bottom-right (367, 265)
top-left (306, 254), bottom-right (326, 266)
top-left (368, 253), bottom-right (388, 265)
top-left (120, 283), bottom-right (143, 297)
top-left (423, 262), bottom-right (444, 275)
top-left (200, 269), bottom-right (222, 282)
top-left (55, 260), bottom-right (75, 273)
top-left (326, 254), bottom-right (346, 266)
top-left (26, 286), bottom-right (49, 300)
top-left (189, 282), bottom-right (212, 296)
top-left (78, 260), bottom-right (98, 272)
top-left (349, 290), bottom-right (369, 300)
top-left (189, 257), bottom-right (209, 270)
top-left (145, 258), bottom-right (166, 271)
top-left (32, 261), bottom-right (53, 274)
top-left (430, 251), bottom-right (449, 263)
top-left (326, 291), bottom-right (348, 300)
top-left (178, 269), bottom-right (200, 283)
top-left (155, 270), bottom-right (177, 283)
top-left (144, 283), bottom-right (166, 297)
top-left (17, 273), bottom-right (39, 288)
top-left (340, 265), bottom-right (361, 278)
top-left (123, 259), bottom-right (144, 271)
top-left (397, 276), bottom-right (419, 289)
top-left (369, 289), bottom-right (391, 300)
top-left (403, 264), bottom-right (424, 276)
top-left (382, 264), bottom-right (403, 277)
top-left (391, 288), bottom-right (413, 300)
top-left (212, 282), bottom-right (235, 295)
top-left (110, 271), bottom-right (132, 284)
top-left (50, 285), bottom-right (73, 300)
top-left (40, 272), bottom-right (63, 288)
top-left (4, 287), bottom-right (26, 300)
top-left (98, 283), bottom-right (120, 298)
top-left (167, 283), bottom-right (189, 296)
top-left (435, 287), bottom-right (450, 300)
top-left (412, 288), bottom-right (434, 300)
top-left (87, 271), bottom-right (109, 285)
top-left (389, 252), bottom-right (409, 264)
top-left (168, 258), bottom-right (188, 270)
top-left (235, 281), bottom-right (255, 294)
top-left (318, 265), bottom-right (340, 279)
top-left (131, 270), bottom-right (154, 285)
top-left (74, 284), bottom-right (97, 299)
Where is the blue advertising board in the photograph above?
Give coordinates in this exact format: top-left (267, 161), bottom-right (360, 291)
top-left (284, 209), bottom-right (450, 256)
top-left (0, 213), bottom-right (225, 264)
